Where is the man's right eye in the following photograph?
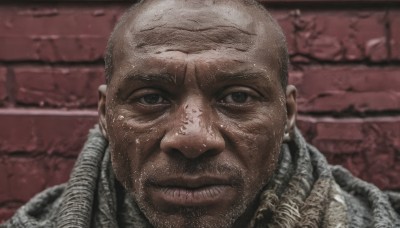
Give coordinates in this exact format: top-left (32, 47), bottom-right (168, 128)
top-left (139, 94), bottom-right (167, 105)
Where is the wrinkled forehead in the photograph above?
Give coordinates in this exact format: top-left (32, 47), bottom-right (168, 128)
top-left (118, 0), bottom-right (269, 54)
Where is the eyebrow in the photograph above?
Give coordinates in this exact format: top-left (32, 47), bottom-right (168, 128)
top-left (212, 69), bottom-right (268, 83)
top-left (123, 73), bottom-right (177, 84)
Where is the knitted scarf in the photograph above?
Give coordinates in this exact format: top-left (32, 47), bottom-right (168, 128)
top-left (3, 126), bottom-right (400, 227)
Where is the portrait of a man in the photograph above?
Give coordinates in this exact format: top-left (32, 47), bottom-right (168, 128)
top-left (1, 0), bottom-right (399, 227)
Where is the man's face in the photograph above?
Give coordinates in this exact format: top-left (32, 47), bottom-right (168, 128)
top-left (102, 1), bottom-right (292, 227)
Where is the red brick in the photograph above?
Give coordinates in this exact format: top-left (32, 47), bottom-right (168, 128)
top-left (46, 157), bottom-right (76, 187)
top-left (0, 109), bottom-right (98, 156)
top-left (14, 66), bottom-right (105, 108)
top-left (0, 157), bottom-right (46, 203)
top-left (0, 36), bottom-right (108, 62)
top-left (0, 155), bottom-right (76, 204)
top-left (0, 4), bottom-right (127, 62)
top-left (0, 67), bottom-right (6, 105)
top-left (0, 162), bottom-right (8, 203)
top-left (290, 67), bottom-right (400, 113)
top-left (294, 10), bottom-right (388, 61)
top-left (389, 10), bottom-right (400, 60)
top-left (0, 207), bottom-right (19, 223)
top-left (297, 115), bottom-right (400, 190)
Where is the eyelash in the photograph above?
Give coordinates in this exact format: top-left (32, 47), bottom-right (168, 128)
top-left (138, 94), bottom-right (169, 105)
top-left (219, 92), bottom-right (253, 104)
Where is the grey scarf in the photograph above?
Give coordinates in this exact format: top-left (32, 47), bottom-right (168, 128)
top-left (2, 126), bottom-right (400, 227)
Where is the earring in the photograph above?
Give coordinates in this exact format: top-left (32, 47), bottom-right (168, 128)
top-left (283, 124), bottom-right (290, 142)
top-left (283, 132), bottom-right (290, 142)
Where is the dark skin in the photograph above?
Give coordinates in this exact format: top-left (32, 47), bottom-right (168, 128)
top-left (98, 0), bottom-right (297, 227)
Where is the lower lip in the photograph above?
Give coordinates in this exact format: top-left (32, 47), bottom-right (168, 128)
top-left (150, 185), bottom-right (234, 207)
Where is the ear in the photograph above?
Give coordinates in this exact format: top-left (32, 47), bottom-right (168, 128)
top-left (98, 84), bottom-right (108, 139)
top-left (283, 85), bottom-right (297, 142)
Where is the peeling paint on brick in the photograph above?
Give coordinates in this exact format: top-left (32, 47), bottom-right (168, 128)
top-left (293, 10), bottom-right (388, 62)
top-left (290, 67), bottom-right (400, 113)
top-left (297, 116), bottom-right (400, 190)
top-left (13, 66), bottom-right (105, 108)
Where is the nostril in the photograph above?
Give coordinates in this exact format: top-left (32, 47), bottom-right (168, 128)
top-left (166, 148), bottom-right (182, 157)
top-left (202, 148), bottom-right (221, 159)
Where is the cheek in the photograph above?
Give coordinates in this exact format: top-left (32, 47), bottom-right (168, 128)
top-left (221, 107), bottom-right (285, 181)
top-left (240, 129), bottom-right (283, 176)
top-left (107, 110), bottom-right (164, 189)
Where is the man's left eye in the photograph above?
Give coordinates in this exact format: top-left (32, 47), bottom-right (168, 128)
top-left (222, 92), bottom-right (251, 104)
top-left (139, 94), bottom-right (166, 105)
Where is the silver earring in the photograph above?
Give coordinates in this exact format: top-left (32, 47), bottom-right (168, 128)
top-left (283, 123), bottom-right (290, 142)
top-left (283, 132), bottom-right (290, 142)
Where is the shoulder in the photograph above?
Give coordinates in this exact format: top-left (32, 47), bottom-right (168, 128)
top-left (331, 166), bottom-right (400, 227)
top-left (1, 184), bottom-right (65, 228)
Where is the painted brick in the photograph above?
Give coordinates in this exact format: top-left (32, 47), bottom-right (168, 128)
top-left (0, 155), bottom-right (75, 204)
top-left (0, 109), bottom-right (98, 156)
top-left (0, 5), bottom-right (127, 62)
top-left (0, 161), bottom-right (8, 203)
top-left (289, 67), bottom-right (400, 113)
top-left (0, 157), bottom-right (47, 203)
top-left (14, 66), bottom-right (105, 108)
top-left (0, 36), bottom-right (108, 62)
top-left (0, 207), bottom-right (19, 223)
top-left (297, 116), bottom-right (400, 190)
top-left (0, 67), bottom-right (6, 105)
top-left (389, 10), bottom-right (400, 60)
top-left (294, 10), bottom-right (388, 61)
top-left (46, 157), bottom-right (76, 187)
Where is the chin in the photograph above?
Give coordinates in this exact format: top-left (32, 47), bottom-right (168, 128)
top-left (132, 185), bottom-right (250, 228)
top-left (138, 206), bottom-right (241, 228)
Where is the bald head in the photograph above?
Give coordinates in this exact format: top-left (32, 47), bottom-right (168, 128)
top-left (104, 0), bottom-right (288, 88)
top-left (100, 2), bottom-right (297, 227)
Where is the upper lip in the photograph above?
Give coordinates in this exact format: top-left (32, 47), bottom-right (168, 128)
top-left (152, 176), bottom-right (232, 189)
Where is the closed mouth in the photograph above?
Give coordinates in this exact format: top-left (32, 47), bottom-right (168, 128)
top-left (148, 176), bottom-right (236, 207)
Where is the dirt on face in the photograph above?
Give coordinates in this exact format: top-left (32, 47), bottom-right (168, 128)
top-left (101, 1), bottom-right (294, 227)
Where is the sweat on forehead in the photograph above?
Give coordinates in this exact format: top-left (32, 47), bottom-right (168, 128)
top-left (104, 0), bottom-right (288, 87)
top-left (126, 0), bottom-right (259, 52)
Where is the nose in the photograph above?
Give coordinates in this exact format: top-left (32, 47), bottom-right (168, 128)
top-left (160, 100), bottom-right (225, 159)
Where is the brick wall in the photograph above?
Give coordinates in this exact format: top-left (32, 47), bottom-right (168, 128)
top-left (1, 0), bottom-right (399, 222)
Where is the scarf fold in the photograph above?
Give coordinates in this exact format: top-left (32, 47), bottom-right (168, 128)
top-left (251, 129), bottom-right (348, 227)
top-left (3, 126), bottom-right (400, 227)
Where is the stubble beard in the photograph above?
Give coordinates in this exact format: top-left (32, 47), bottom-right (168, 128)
top-left (129, 170), bottom-right (267, 228)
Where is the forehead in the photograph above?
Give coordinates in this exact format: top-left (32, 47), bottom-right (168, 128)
top-left (125, 1), bottom-right (260, 54)
top-left (111, 0), bottom-right (281, 80)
